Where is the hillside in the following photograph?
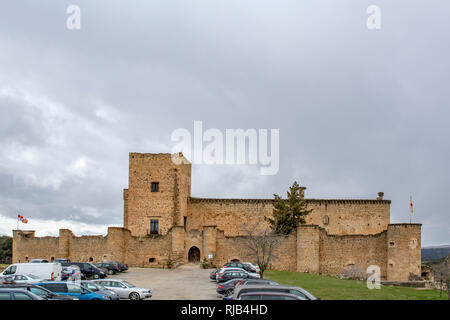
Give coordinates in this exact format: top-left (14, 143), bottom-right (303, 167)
top-left (422, 245), bottom-right (450, 262)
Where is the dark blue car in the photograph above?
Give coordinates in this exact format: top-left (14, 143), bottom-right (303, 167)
top-left (36, 282), bottom-right (109, 300)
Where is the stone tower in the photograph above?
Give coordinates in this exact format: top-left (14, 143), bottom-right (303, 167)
top-left (123, 153), bottom-right (191, 236)
top-left (386, 223), bottom-right (422, 281)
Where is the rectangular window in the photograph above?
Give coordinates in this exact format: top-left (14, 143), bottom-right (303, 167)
top-left (150, 219), bottom-right (159, 235)
top-left (151, 182), bottom-right (159, 192)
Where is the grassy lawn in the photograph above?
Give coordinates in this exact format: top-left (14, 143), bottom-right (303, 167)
top-left (265, 270), bottom-right (446, 300)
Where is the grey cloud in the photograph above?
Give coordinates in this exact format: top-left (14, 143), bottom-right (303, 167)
top-left (0, 0), bottom-right (448, 245)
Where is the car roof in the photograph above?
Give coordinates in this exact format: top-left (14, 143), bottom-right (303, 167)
top-left (0, 288), bottom-right (31, 292)
top-left (233, 285), bottom-right (316, 299)
top-left (239, 291), bottom-right (302, 299)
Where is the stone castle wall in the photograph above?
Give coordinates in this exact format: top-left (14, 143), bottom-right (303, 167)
top-left (11, 152), bottom-right (422, 281)
top-left (12, 224), bottom-right (422, 281)
top-left (188, 198), bottom-right (390, 237)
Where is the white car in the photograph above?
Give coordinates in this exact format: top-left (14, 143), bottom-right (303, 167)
top-left (10, 274), bottom-right (44, 284)
top-left (243, 262), bottom-right (260, 273)
top-left (93, 279), bottom-right (152, 300)
top-left (1, 263), bottom-right (62, 281)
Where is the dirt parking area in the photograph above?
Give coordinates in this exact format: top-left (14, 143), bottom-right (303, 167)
top-left (108, 263), bottom-right (219, 300)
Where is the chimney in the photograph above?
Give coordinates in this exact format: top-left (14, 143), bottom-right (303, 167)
top-left (377, 192), bottom-right (384, 200)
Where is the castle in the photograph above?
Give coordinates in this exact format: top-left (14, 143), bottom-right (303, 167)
top-left (13, 152), bottom-right (422, 281)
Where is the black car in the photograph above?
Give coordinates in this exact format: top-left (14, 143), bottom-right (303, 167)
top-left (95, 262), bottom-right (120, 275)
top-left (0, 288), bottom-right (43, 300)
top-left (223, 262), bottom-right (255, 273)
top-left (217, 278), bottom-right (244, 296)
top-left (210, 269), bottom-right (220, 280)
top-left (218, 270), bottom-right (253, 283)
top-left (61, 262), bottom-right (107, 279)
top-left (0, 283), bottom-right (78, 300)
top-left (106, 261), bottom-right (128, 272)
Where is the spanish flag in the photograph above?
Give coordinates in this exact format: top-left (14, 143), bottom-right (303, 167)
top-left (410, 196), bottom-right (413, 214)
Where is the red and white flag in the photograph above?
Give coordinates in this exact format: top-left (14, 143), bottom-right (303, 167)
top-left (18, 214), bottom-right (28, 224)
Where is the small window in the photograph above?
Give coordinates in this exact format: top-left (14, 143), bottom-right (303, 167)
top-left (149, 258), bottom-right (156, 263)
top-left (150, 219), bottom-right (159, 235)
top-left (323, 215), bottom-right (330, 226)
top-left (389, 241), bottom-right (396, 247)
top-left (151, 182), bottom-right (159, 192)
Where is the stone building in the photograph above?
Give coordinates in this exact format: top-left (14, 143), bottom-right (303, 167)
top-left (13, 152), bottom-right (422, 281)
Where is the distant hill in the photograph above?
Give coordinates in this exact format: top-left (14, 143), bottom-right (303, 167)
top-left (422, 245), bottom-right (450, 262)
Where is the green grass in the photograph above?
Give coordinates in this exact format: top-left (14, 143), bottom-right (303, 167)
top-left (265, 270), bottom-right (446, 300)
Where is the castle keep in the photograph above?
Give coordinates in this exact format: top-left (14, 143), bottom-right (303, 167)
top-left (13, 153), bottom-right (422, 281)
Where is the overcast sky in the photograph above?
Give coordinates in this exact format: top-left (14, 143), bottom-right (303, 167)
top-left (0, 1), bottom-right (448, 246)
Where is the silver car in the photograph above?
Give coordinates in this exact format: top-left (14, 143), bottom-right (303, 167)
top-left (233, 284), bottom-right (317, 300)
top-left (93, 279), bottom-right (152, 300)
top-left (9, 274), bottom-right (44, 284)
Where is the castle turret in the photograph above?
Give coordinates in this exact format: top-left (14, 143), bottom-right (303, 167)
top-left (124, 153), bottom-right (191, 236)
top-left (386, 223), bottom-right (422, 281)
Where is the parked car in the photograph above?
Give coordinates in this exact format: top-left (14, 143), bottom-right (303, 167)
top-left (1, 263), bottom-right (62, 281)
top-left (210, 269), bottom-right (220, 280)
top-left (0, 283), bottom-right (78, 300)
top-left (0, 288), bottom-right (43, 300)
top-left (232, 284), bottom-right (318, 300)
top-left (242, 262), bottom-right (260, 273)
top-left (95, 262), bottom-right (120, 275)
top-left (8, 274), bottom-right (44, 284)
top-left (36, 281), bottom-right (110, 300)
top-left (93, 279), bottom-right (152, 300)
top-left (54, 258), bottom-right (70, 263)
top-left (61, 266), bottom-right (86, 280)
top-left (239, 292), bottom-right (305, 300)
top-left (217, 278), bottom-right (244, 296)
top-left (29, 259), bottom-right (49, 263)
top-left (216, 267), bottom-right (259, 280)
top-left (0, 275), bottom-right (16, 284)
top-left (222, 262), bottom-right (255, 273)
top-left (79, 280), bottom-right (120, 300)
top-left (106, 261), bottom-right (128, 272)
top-left (218, 270), bottom-right (259, 283)
top-left (61, 262), bottom-right (106, 279)
top-left (235, 278), bottom-right (279, 288)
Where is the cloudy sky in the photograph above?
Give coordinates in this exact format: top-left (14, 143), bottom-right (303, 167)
top-left (0, 1), bottom-right (448, 246)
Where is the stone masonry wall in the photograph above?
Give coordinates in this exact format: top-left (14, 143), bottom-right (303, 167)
top-left (188, 198), bottom-right (390, 237)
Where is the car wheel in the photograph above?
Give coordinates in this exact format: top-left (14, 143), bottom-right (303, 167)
top-left (129, 292), bottom-right (140, 300)
top-left (108, 269), bottom-right (114, 275)
top-left (226, 289), bottom-right (233, 296)
top-left (93, 274), bottom-right (99, 279)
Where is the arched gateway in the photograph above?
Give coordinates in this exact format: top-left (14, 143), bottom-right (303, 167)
top-left (188, 246), bottom-right (200, 262)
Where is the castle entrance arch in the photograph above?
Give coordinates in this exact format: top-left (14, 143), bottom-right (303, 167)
top-left (188, 246), bottom-right (200, 263)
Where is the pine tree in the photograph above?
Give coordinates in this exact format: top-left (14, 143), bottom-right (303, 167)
top-left (265, 181), bottom-right (312, 235)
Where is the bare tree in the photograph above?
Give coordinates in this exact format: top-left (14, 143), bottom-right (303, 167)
top-left (241, 224), bottom-right (281, 279)
top-left (434, 256), bottom-right (450, 300)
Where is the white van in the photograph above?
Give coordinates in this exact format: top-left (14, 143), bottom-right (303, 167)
top-left (1, 263), bottom-right (62, 281)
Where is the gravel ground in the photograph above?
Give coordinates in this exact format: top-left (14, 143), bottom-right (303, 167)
top-left (108, 263), bottom-right (219, 300)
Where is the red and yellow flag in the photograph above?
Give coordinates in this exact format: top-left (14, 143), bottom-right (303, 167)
top-left (410, 196), bottom-right (413, 214)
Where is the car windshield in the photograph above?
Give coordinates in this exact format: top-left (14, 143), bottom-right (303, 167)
top-left (122, 281), bottom-right (135, 288)
top-left (27, 274), bottom-right (40, 279)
